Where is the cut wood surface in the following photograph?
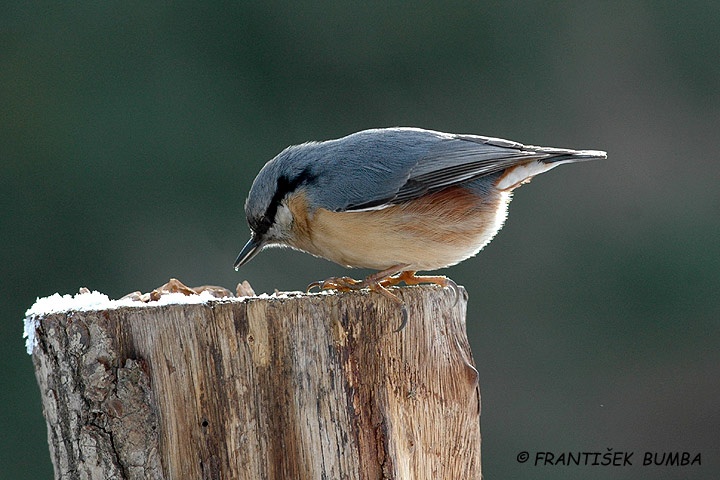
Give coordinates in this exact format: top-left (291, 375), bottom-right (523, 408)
top-left (30, 285), bottom-right (481, 479)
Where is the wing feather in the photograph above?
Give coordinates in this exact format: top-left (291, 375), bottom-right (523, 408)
top-left (313, 128), bottom-right (604, 212)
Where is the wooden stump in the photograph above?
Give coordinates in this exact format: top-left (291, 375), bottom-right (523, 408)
top-left (29, 286), bottom-right (481, 479)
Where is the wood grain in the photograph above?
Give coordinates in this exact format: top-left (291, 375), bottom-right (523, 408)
top-left (31, 285), bottom-right (481, 479)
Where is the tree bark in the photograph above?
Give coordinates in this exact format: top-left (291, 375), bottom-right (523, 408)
top-left (30, 285), bottom-right (481, 479)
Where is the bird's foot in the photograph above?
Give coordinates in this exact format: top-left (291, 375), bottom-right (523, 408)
top-left (381, 271), bottom-right (460, 305)
top-left (306, 276), bottom-right (364, 292)
top-left (308, 265), bottom-right (410, 331)
top-left (307, 266), bottom-right (458, 331)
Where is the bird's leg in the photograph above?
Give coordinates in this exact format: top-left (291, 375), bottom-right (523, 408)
top-left (358, 264), bottom-right (410, 288)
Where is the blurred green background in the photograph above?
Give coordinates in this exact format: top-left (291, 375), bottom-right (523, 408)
top-left (2, 2), bottom-right (719, 479)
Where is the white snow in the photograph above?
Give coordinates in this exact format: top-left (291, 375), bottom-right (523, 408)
top-left (23, 289), bottom-right (232, 355)
top-left (23, 287), bottom-right (331, 355)
top-left (23, 316), bottom-right (40, 356)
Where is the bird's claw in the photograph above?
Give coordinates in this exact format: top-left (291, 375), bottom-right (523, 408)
top-left (307, 276), bottom-right (362, 293)
top-left (444, 277), bottom-right (461, 307)
top-left (394, 303), bottom-right (409, 332)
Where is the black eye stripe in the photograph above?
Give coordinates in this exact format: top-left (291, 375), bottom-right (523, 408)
top-left (253, 167), bottom-right (316, 236)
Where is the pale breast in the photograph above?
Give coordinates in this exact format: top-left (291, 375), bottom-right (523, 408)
top-left (289, 186), bottom-right (512, 271)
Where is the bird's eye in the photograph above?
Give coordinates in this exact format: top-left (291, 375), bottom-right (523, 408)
top-left (249, 215), bottom-right (272, 236)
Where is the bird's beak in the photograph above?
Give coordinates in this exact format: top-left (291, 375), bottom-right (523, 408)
top-left (234, 234), bottom-right (264, 270)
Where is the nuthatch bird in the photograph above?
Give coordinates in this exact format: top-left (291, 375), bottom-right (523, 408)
top-left (235, 127), bottom-right (605, 327)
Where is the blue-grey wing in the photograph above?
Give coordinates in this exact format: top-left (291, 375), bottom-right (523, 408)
top-left (305, 128), bottom-right (438, 211)
top-left (310, 128), bottom-right (601, 212)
